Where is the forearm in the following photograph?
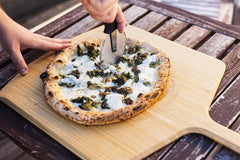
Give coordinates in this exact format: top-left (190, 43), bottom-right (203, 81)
top-left (0, 8), bottom-right (21, 51)
top-left (0, 8), bottom-right (15, 34)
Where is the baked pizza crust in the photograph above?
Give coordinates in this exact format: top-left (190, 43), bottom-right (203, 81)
top-left (40, 38), bottom-right (170, 125)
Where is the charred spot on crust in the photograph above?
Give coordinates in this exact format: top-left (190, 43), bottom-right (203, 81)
top-left (133, 105), bottom-right (142, 111)
top-left (167, 57), bottom-right (170, 64)
top-left (145, 95), bottom-right (150, 98)
top-left (152, 92), bottom-right (159, 98)
top-left (40, 71), bottom-right (49, 80)
top-left (57, 59), bottom-right (63, 63)
top-left (75, 112), bottom-right (79, 114)
top-left (64, 107), bottom-right (70, 111)
top-left (48, 91), bottom-right (53, 97)
top-left (54, 76), bottom-right (59, 80)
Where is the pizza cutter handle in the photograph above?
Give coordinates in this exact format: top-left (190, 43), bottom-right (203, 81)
top-left (195, 118), bottom-right (240, 154)
top-left (103, 19), bottom-right (118, 34)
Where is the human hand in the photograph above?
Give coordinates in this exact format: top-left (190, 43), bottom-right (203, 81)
top-left (0, 9), bottom-right (71, 76)
top-left (79, 0), bottom-right (126, 33)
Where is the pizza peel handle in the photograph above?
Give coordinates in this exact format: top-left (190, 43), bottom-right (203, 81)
top-left (190, 115), bottom-right (240, 154)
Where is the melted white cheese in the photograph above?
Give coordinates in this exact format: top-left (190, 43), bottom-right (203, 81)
top-left (59, 43), bottom-right (161, 112)
top-left (105, 93), bottom-right (124, 110)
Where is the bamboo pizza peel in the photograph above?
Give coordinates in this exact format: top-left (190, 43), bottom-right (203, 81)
top-left (0, 25), bottom-right (240, 160)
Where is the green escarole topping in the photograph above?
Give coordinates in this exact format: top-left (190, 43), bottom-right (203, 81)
top-left (143, 81), bottom-right (151, 86)
top-left (71, 96), bottom-right (98, 111)
top-left (59, 82), bottom-right (75, 88)
top-left (133, 52), bottom-right (148, 65)
top-left (149, 59), bottom-right (160, 68)
top-left (87, 81), bottom-right (103, 89)
top-left (86, 69), bottom-right (111, 78)
top-left (117, 87), bottom-right (133, 97)
top-left (59, 74), bottom-right (67, 78)
top-left (125, 44), bottom-right (141, 54)
top-left (77, 43), bottom-right (100, 60)
top-left (116, 52), bottom-right (148, 67)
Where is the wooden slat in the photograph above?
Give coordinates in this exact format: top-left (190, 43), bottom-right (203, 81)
top-left (210, 75), bottom-right (240, 127)
top-left (153, 18), bottom-right (189, 40)
top-left (0, 102), bottom-right (79, 160)
top-left (218, 0), bottom-right (234, 24)
top-left (174, 25), bottom-right (211, 48)
top-left (123, 5), bottom-right (148, 24)
top-left (132, 11), bottom-right (168, 31)
top-left (161, 0), bottom-right (221, 19)
top-left (122, 0), bottom-right (240, 39)
top-left (0, 133), bottom-right (35, 160)
top-left (54, 16), bottom-right (101, 39)
top-left (29, 4), bottom-right (81, 32)
top-left (144, 142), bottom-right (176, 160)
top-left (55, 1), bottom-right (131, 39)
top-left (152, 134), bottom-right (215, 160)
top-left (197, 33), bottom-right (235, 58)
top-left (0, 50), bottom-right (9, 68)
top-left (35, 5), bottom-right (88, 37)
top-left (216, 43), bottom-right (240, 97)
top-left (0, 50), bottom-right (48, 89)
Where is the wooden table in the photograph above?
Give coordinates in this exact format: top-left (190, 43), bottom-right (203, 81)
top-left (0, 0), bottom-right (240, 159)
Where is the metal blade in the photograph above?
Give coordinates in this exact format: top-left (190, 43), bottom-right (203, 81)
top-left (110, 30), bottom-right (117, 52)
top-left (100, 30), bottom-right (126, 68)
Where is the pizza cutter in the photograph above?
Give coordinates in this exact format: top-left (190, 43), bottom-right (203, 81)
top-left (100, 19), bottom-right (126, 69)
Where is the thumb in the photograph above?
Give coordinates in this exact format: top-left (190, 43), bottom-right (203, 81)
top-left (9, 49), bottom-right (28, 76)
top-left (116, 5), bottom-right (125, 33)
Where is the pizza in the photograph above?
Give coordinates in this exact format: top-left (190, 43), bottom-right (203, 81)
top-left (40, 38), bottom-right (170, 125)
